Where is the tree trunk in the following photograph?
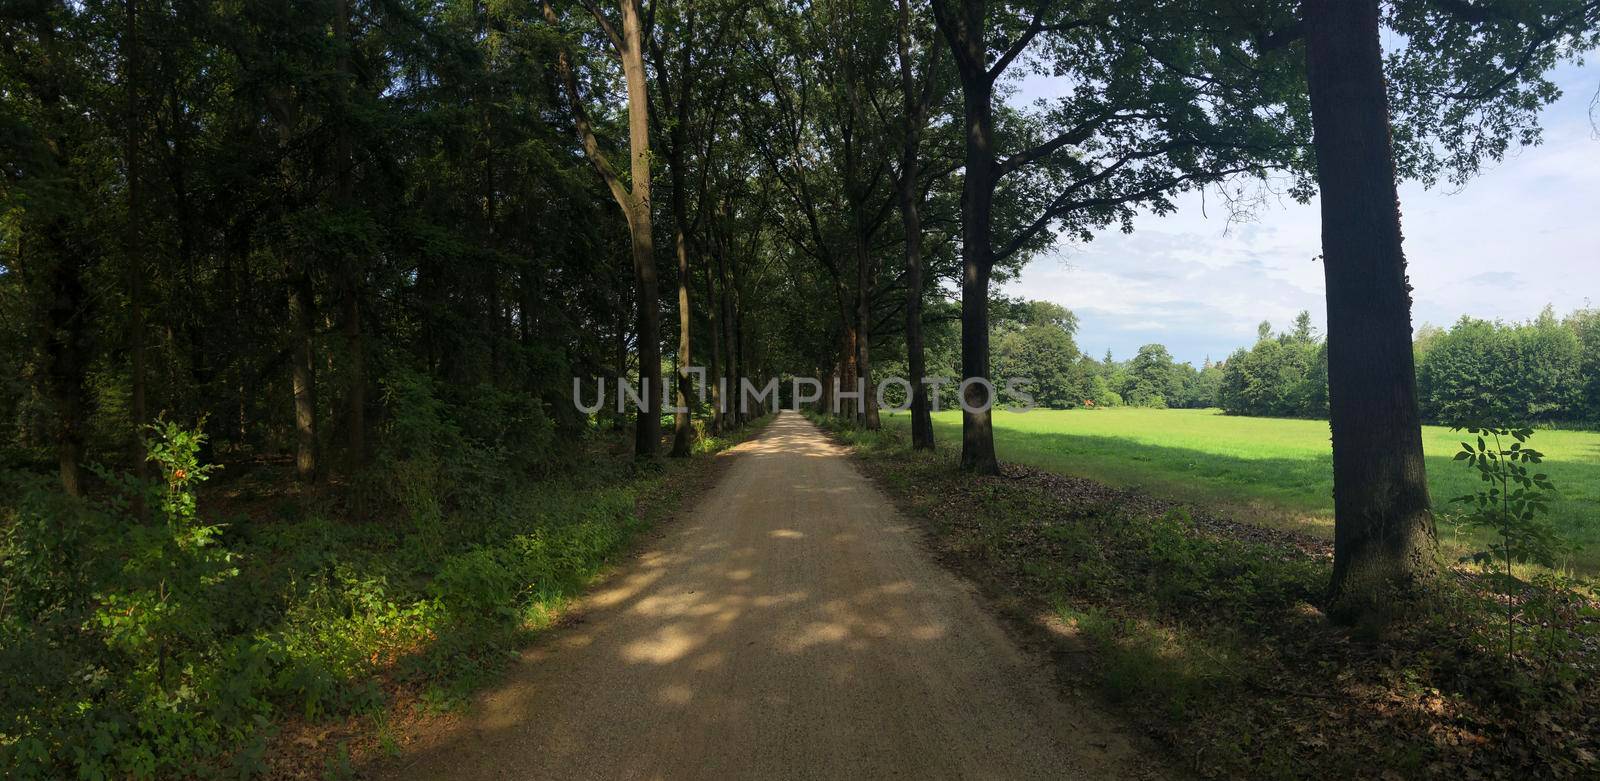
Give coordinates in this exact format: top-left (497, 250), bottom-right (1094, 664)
top-left (839, 325), bottom-right (858, 419)
top-left (288, 272), bottom-right (319, 482)
top-left (704, 249), bottom-right (723, 433)
top-left (1304, 0), bottom-right (1436, 621)
top-left (615, 283), bottom-right (630, 430)
top-left (730, 251), bottom-right (747, 424)
top-left (43, 244), bottom-right (90, 497)
top-left (620, 0), bottom-right (661, 458)
top-left (343, 289), bottom-right (365, 465)
top-left (335, 0), bottom-right (365, 467)
top-left (957, 77), bottom-right (998, 474)
top-left (855, 236), bottom-right (880, 429)
top-left (897, 0), bottom-right (933, 449)
top-left (934, 0), bottom-right (1000, 474)
top-left (661, 8), bottom-right (697, 457)
top-left (717, 221), bottom-right (740, 425)
top-left (30, 26), bottom-right (91, 496)
top-left (543, 0), bottom-right (660, 456)
top-left (668, 136), bottom-right (693, 456)
top-left (125, 0), bottom-right (149, 483)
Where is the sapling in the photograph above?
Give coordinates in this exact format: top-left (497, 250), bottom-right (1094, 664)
top-left (1450, 426), bottom-right (1561, 661)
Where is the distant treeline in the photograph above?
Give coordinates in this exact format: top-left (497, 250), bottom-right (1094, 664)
top-left (1217, 306), bottom-right (1600, 426)
top-left (960, 300), bottom-right (1225, 411)
top-left (983, 302), bottom-right (1600, 428)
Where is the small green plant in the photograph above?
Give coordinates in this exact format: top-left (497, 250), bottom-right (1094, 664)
top-left (1449, 425), bottom-right (1564, 660)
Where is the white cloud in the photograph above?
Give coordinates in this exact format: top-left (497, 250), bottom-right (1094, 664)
top-left (1004, 61), bottom-right (1600, 366)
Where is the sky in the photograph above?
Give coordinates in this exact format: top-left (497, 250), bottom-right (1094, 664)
top-left (1003, 60), bottom-right (1600, 367)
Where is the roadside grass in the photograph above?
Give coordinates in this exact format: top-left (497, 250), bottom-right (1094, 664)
top-left (815, 413), bottom-right (1600, 780)
top-left (0, 415), bottom-right (769, 779)
top-left (884, 408), bottom-right (1600, 572)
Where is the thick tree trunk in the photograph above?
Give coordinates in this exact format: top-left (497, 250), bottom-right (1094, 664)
top-left (958, 257), bottom-right (997, 473)
top-left (934, 0), bottom-right (1000, 474)
top-left (957, 76), bottom-right (998, 474)
top-left (1304, 0), bottom-right (1436, 621)
top-left (288, 272), bottom-right (319, 482)
top-left (897, 0), bottom-right (933, 449)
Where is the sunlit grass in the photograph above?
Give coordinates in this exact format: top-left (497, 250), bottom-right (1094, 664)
top-left (885, 407), bottom-right (1600, 571)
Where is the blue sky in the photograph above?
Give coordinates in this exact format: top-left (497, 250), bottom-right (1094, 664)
top-left (1004, 61), bottom-right (1600, 367)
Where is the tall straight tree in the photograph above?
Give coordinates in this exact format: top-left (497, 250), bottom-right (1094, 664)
top-left (123, 0), bottom-right (150, 487)
top-left (931, 0), bottom-right (1304, 473)
top-left (895, 0), bottom-right (940, 449)
top-left (652, 0), bottom-right (698, 457)
top-left (1303, 0), bottom-right (1434, 618)
top-left (543, 0), bottom-right (663, 458)
top-left (1294, 0), bottom-right (1600, 617)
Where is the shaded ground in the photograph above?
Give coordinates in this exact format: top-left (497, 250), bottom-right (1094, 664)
top-left (371, 411), bottom-right (1164, 780)
top-left (823, 416), bottom-right (1600, 780)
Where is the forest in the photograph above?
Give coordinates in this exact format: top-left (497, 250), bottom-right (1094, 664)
top-left (3, 0), bottom-right (1599, 778)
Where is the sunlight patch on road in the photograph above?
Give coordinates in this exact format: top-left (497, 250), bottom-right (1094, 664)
top-left (622, 623), bottom-right (703, 665)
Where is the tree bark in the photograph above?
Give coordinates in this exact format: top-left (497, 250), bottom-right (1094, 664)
top-left (898, 0), bottom-right (933, 449)
top-left (288, 271), bottom-right (319, 482)
top-left (935, 0), bottom-right (999, 474)
top-left (955, 74), bottom-right (997, 473)
top-left (621, 0), bottom-right (662, 457)
top-left (1303, 0), bottom-right (1436, 621)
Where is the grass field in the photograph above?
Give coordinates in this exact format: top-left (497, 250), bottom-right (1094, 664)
top-left (885, 407), bottom-right (1600, 572)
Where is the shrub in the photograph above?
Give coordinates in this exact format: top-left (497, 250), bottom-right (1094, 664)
top-left (0, 411), bottom-right (666, 778)
top-left (1, 421), bottom-right (247, 778)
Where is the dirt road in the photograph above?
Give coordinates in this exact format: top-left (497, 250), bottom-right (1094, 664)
top-left (380, 411), bottom-right (1163, 780)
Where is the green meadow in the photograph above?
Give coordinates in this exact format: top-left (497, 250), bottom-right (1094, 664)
top-left (887, 407), bottom-right (1600, 572)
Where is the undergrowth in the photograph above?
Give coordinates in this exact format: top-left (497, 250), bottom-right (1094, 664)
top-left (0, 372), bottom-right (766, 779)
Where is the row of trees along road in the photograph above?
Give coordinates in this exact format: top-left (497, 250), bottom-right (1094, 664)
top-left (2, 1), bottom-right (1598, 632)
